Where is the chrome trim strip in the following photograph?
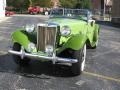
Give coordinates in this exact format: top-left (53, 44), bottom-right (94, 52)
top-left (8, 50), bottom-right (78, 63)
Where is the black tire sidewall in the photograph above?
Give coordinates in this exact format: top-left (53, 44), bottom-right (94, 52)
top-left (12, 43), bottom-right (30, 66)
top-left (71, 45), bottom-right (86, 75)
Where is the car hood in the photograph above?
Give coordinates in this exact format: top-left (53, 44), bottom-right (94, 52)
top-left (48, 18), bottom-right (86, 26)
top-left (48, 18), bottom-right (87, 34)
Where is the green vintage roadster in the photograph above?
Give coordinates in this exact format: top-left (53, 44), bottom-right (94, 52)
top-left (8, 8), bottom-right (100, 75)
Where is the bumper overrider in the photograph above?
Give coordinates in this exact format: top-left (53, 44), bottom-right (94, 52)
top-left (8, 49), bottom-right (78, 64)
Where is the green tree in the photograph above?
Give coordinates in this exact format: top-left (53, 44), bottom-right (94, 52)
top-left (59, 0), bottom-right (77, 8)
top-left (75, 1), bottom-right (82, 9)
top-left (82, 0), bottom-right (92, 9)
top-left (7, 0), bottom-right (53, 9)
top-left (59, 0), bottom-right (91, 9)
top-left (7, 0), bottom-right (29, 11)
top-left (30, 0), bottom-right (53, 7)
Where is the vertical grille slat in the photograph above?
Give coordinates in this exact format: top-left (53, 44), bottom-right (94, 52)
top-left (37, 25), bottom-right (57, 52)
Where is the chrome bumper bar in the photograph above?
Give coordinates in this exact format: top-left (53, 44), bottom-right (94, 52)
top-left (8, 50), bottom-right (78, 64)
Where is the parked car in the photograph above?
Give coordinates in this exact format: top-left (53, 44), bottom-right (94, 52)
top-left (28, 6), bottom-right (40, 14)
top-left (5, 11), bottom-right (15, 16)
top-left (9, 8), bottom-right (100, 75)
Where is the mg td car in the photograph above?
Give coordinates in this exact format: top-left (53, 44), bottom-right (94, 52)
top-left (8, 8), bottom-right (100, 75)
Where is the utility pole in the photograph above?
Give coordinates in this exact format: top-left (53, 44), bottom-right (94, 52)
top-left (103, 0), bottom-right (106, 20)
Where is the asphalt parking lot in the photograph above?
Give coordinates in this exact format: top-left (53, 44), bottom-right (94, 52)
top-left (0, 15), bottom-right (120, 90)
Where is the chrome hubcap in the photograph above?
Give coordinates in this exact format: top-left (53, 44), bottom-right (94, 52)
top-left (81, 44), bottom-right (86, 71)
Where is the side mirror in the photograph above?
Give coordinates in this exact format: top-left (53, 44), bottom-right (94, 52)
top-left (87, 11), bottom-right (95, 26)
top-left (87, 19), bottom-right (95, 26)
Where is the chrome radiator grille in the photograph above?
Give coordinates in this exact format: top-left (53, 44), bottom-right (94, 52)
top-left (37, 24), bottom-right (57, 52)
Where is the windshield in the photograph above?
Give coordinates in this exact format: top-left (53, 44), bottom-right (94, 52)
top-left (50, 8), bottom-right (91, 20)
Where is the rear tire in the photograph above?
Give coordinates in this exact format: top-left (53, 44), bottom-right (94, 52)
top-left (71, 44), bottom-right (86, 75)
top-left (92, 39), bottom-right (98, 49)
top-left (12, 43), bottom-right (30, 66)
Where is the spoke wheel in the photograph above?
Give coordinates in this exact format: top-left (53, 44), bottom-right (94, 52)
top-left (81, 44), bottom-right (86, 71)
top-left (71, 44), bottom-right (86, 75)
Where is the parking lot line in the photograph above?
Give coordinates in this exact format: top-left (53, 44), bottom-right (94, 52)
top-left (84, 71), bottom-right (120, 83)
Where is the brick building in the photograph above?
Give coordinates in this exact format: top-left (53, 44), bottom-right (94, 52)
top-left (91, 0), bottom-right (102, 10)
top-left (111, 0), bottom-right (120, 24)
top-left (91, 0), bottom-right (112, 10)
top-left (0, 0), bottom-right (6, 17)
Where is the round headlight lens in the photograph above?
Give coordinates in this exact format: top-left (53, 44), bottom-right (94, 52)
top-left (45, 45), bottom-right (53, 53)
top-left (60, 26), bottom-right (71, 36)
top-left (28, 43), bottom-right (36, 52)
top-left (25, 24), bottom-right (35, 33)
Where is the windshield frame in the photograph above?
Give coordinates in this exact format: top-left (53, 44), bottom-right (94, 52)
top-left (49, 8), bottom-right (92, 20)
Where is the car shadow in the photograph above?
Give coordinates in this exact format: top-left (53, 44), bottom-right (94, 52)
top-left (0, 54), bottom-right (74, 78)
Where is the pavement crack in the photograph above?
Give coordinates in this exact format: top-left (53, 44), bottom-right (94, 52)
top-left (75, 80), bottom-right (85, 86)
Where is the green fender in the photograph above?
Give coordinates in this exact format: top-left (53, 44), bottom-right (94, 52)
top-left (92, 24), bottom-right (100, 46)
top-left (64, 34), bottom-right (87, 50)
top-left (11, 30), bottom-right (30, 49)
top-left (87, 24), bottom-right (100, 47)
top-left (57, 34), bottom-right (87, 54)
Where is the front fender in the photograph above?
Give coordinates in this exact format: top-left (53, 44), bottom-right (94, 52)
top-left (11, 30), bottom-right (30, 49)
top-left (57, 34), bottom-right (87, 54)
top-left (64, 34), bottom-right (87, 50)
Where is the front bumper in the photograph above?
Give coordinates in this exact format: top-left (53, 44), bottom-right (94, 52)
top-left (8, 50), bottom-right (78, 64)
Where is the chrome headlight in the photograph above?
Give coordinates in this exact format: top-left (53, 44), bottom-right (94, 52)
top-left (28, 43), bottom-right (37, 52)
top-left (25, 24), bottom-right (35, 33)
top-left (60, 26), bottom-right (71, 36)
top-left (45, 45), bottom-right (54, 56)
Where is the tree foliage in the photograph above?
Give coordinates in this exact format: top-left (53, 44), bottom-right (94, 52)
top-left (7, 0), bottom-right (29, 11)
top-left (6, 0), bottom-right (92, 11)
top-left (60, 0), bottom-right (91, 9)
top-left (6, 0), bottom-right (53, 10)
top-left (29, 0), bottom-right (53, 7)
top-left (59, 0), bottom-right (77, 8)
top-left (82, 0), bottom-right (92, 9)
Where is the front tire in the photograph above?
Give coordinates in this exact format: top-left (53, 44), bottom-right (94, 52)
top-left (12, 43), bottom-right (30, 66)
top-left (71, 44), bottom-right (86, 75)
